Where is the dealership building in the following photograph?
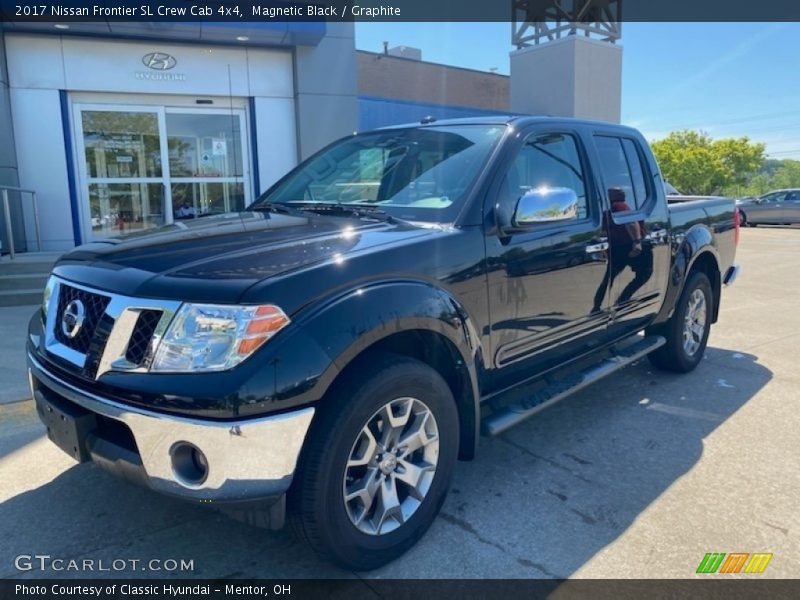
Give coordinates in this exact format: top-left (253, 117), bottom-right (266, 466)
top-left (0, 21), bottom-right (621, 252)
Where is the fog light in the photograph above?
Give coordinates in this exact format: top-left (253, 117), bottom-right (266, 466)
top-left (170, 442), bottom-right (209, 487)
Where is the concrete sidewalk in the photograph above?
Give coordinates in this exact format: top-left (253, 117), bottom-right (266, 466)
top-left (0, 304), bottom-right (38, 404)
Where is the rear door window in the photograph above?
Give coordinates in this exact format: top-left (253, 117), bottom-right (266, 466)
top-left (594, 135), bottom-right (651, 213)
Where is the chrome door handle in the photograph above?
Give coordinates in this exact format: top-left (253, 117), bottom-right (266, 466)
top-left (585, 241), bottom-right (609, 253)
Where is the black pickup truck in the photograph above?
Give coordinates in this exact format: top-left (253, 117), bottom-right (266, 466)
top-left (27, 117), bottom-right (739, 569)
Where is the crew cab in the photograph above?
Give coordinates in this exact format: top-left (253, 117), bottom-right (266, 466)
top-left (27, 117), bottom-right (739, 569)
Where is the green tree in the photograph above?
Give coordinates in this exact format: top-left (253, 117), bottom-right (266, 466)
top-left (651, 131), bottom-right (765, 195)
top-left (744, 173), bottom-right (773, 196)
top-left (736, 159), bottom-right (800, 196)
top-left (771, 160), bottom-right (800, 189)
top-left (760, 158), bottom-right (785, 178)
top-left (714, 137), bottom-right (766, 189)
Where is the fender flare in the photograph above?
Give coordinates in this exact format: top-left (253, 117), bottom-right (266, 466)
top-left (653, 225), bottom-right (721, 326)
top-left (293, 280), bottom-right (484, 459)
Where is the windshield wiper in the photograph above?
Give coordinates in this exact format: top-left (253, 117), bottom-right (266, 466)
top-left (249, 202), bottom-right (309, 217)
top-left (252, 200), bottom-right (417, 227)
top-left (284, 202), bottom-right (415, 226)
top-left (342, 204), bottom-right (411, 225)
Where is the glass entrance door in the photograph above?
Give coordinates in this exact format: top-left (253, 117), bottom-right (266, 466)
top-left (77, 107), bottom-right (165, 238)
top-left (166, 109), bottom-right (246, 221)
top-left (74, 104), bottom-right (250, 240)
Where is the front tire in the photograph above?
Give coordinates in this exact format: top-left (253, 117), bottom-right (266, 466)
top-left (648, 271), bottom-right (713, 373)
top-left (290, 354), bottom-right (459, 570)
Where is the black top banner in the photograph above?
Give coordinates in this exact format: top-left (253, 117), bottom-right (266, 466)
top-left (2, 0), bottom-right (800, 23)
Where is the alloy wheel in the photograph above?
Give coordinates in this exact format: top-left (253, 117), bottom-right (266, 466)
top-left (343, 397), bottom-right (440, 536)
top-left (683, 288), bottom-right (707, 356)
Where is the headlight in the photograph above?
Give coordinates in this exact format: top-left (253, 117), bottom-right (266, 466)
top-left (151, 303), bottom-right (290, 372)
top-left (42, 276), bottom-right (55, 323)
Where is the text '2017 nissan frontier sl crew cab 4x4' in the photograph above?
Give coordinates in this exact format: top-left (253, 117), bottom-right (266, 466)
top-left (28, 117), bottom-right (739, 569)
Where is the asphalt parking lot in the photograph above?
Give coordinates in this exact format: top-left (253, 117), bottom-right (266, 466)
top-left (1, 226), bottom-right (798, 580)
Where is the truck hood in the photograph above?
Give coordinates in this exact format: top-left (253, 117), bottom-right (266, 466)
top-left (53, 211), bottom-right (435, 302)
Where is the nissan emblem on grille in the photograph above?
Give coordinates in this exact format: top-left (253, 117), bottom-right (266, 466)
top-left (61, 299), bottom-right (86, 339)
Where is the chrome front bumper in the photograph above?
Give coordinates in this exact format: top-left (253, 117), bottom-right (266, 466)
top-left (28, 352), bottom-right (314, 503)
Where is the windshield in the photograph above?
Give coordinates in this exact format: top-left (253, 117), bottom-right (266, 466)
top-left (250, 124), bottom-right (507, 222)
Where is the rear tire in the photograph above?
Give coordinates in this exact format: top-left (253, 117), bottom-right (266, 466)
top-left (739, 211), bottom-right (747, 227)
top-left (289, 353), bottom-right (459, 570)
top-left (648, 272), bottom-right (713, 373)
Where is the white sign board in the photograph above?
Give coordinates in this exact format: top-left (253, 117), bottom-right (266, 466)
top-left (212, 138), bottom-right (227, 156)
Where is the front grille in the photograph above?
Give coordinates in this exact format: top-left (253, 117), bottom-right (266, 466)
top-left (44, 276), bottom-right (181, 380)
top-left (54, 285), bottom-right (111, 354)
top-left (125, 310), bottom-right (163, 365)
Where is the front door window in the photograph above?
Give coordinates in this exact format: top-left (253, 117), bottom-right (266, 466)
top-left (75, 104), bottom-right (250, 240)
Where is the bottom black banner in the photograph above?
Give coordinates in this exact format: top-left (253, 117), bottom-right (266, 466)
top-left (2, 579), bottom-right (799, 600)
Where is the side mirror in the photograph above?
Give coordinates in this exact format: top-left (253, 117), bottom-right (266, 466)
top-left (513, 187), bottom-right (579, 226)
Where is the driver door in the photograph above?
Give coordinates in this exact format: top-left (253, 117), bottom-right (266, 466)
top-left (485, 127), bottom-right (609, 389)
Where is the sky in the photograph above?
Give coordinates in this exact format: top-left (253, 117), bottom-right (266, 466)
top-left (355, 22), bottom-right (800, 159)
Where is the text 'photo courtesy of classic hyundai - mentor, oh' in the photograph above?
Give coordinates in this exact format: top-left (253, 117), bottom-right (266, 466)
top-left (28, 116), bottom-right (739, 570)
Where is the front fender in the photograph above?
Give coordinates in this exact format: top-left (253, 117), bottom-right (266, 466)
top-left (296, 281), bottom-right (478, 367)
top-left (293, 280), bottom-right (484, 456)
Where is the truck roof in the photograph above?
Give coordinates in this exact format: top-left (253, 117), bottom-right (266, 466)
top-left (377, 115), bottom-right (642, 135)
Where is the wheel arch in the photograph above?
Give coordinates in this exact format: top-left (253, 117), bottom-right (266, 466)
top-left (295, 281), bottom-right (484, 461)
top-left (652, 225), bottom-right (722, 327)
top-left (686, 250), bottom-right (721, 323)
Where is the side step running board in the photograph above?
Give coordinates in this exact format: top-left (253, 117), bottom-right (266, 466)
top-left (481, 335), bottom-right (666, 436)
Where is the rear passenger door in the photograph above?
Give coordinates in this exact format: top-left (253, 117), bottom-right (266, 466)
top-left (591, 133), bottom-right (671, 336)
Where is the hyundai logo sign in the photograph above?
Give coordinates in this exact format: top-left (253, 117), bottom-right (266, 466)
top-left (142, 52), bottom-right (177, 71)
